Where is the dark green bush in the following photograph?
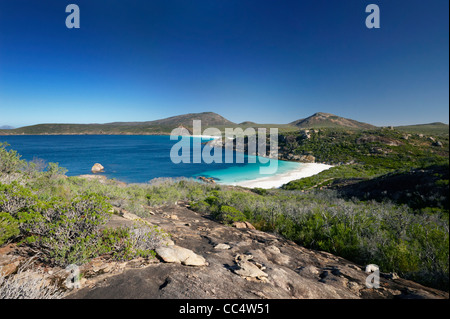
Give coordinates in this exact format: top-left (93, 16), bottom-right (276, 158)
top-left (0, 143), bottom-right (25, 174)
top-left (215, 205), bottom-right (247, 225)
top-left (0, 212), bottom-right (20, 246)
top-left (0, 182), bottom-right (38, 217)
top-left (101, 223), bottom-right (167, 261)
top-left (18, 193), bottom-right (113, 266)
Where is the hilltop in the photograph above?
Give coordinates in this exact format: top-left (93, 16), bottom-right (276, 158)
top-left (106, 112), bottom-right (236, 128)
top-left (290, 112), bottom-right (376, 130)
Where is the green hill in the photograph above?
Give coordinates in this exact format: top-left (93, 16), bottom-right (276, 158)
top-left (1, 111), bottom-right (448, 136)
top-left (290, 112), bottom-right (376, 130)
top-left (0, 112), bottom-right (236, 135)
top-left (395, 122), bottom-right (449, 136)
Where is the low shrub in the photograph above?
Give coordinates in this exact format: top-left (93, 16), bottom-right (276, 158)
top-left (0, 212), bottom-right (20, 246)
top-left (0, 182), bottom-right (38, 217)
top-left (18, 193), bottom-right (112, 266)
top-left (0, 269), bottom-right (64, 299)
top-left (101, 223), bottom-right (169, 261)
top-left (215, 205), bottom-right (247, 225)
top-left (0, 143), bottom-right (25, 175)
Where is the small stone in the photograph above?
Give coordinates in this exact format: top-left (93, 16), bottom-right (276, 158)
top-left (214, 243), bottom-right (231, 250)
top-left (234, 261), bottom-right (268, 279)
top-left (162, 213), bottom-right (179, 220)
top-left (265, 245), bottom-right (281, 254)
top-left (382, 272), bottom-right (400, 280)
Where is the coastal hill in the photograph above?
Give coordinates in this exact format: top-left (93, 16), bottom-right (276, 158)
top-left (290, 112), bottom-right (376, 130)
top-left (0, 112), bottom-right (237, 136)
top-left (0, 111), bottom-right (448, 135)
top-left (106, 112), bottom-right (236, 128)
top-left (395, 122), bottom-right (450, 135)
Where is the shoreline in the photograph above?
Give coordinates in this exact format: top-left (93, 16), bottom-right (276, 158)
top-left (76, 162), bottom-right (333, 189)
top-left (225, 163), bottom-right (333, 189)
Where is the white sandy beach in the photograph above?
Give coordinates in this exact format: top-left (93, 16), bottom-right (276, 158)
top-left (230, 163), bottom-right (333, 189)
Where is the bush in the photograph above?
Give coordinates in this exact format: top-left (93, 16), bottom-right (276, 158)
top-left (0, 143), bottom-right (25, 175)
top-left (45, 162), bottom-right (68, 179)
top-left (18, 193), bottom-right (113, 266)
top-left (215, 205), bottom-right (247, 225)
top-left (0, 182), bottom-right (38, 217)
top-left (0, 213), bottom-right (20, 246)
top-left (101, 223), bottom-right (169, 261)
top-left (189, 200), bottom-right (211, 213)
top-left (0, 269), bottom-right (63, 299)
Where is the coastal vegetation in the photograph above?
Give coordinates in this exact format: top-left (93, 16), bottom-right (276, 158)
top-left (0, 143), bottom-right (169, 269)
top-left (280, 126), bottom-right (448, 191)
top-left (1, 128), bottom-right (448, 292)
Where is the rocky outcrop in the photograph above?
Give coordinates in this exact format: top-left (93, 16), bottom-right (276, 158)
top-left (356, 135), bottom-right (402, 146)
top-left (63, 203), bottom-right (448, 299)
top-left (197, 176), bottom-right (216, 184)
top-left (2, 202), bottom-right (446, 299)
top-left (285, 154), bottom-right (316, 163)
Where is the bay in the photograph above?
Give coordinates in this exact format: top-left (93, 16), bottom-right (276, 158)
top-left (0, 135), bottom-right (301, 185)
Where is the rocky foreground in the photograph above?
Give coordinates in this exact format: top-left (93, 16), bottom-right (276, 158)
top-left (1, 201), bottom-right (448, 299)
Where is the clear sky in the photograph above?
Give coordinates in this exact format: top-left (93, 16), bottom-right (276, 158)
top-left (0, 0), bottom-right (448, 127)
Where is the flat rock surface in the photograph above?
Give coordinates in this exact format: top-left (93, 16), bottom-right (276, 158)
top-left (65, 203), bottom-right (449, 299)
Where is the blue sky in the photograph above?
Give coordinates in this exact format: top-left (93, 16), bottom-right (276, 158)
top-left (0, 0), bottom-right (448, 127)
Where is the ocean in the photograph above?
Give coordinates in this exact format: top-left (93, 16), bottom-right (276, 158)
top-left (0, 135), bottom-right (301, 185)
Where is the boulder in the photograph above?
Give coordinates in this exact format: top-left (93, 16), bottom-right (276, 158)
top-left (155, 245), bottom-right (207, 267)
top-left (91, 163), bottom-right (104, 173)
top-left (232, 221), bottom-right (256, 230)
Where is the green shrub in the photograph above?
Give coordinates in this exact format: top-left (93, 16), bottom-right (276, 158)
top-left (0, 213), bottom-right (19, 246)
top-left (252, 188), bottom-right (268, 196)
top-left (0, 143), bottom-right (25, 174)
top-left (189, 200), bottom-right (210, 213)
top-left (215, 205), bottom-right (247, 224)
top-left (101, 223), bottom-right (168, 261)
top-left (18, 193), bottom-right (112, 266)
top-left (0, 182), bottom-right (38, 217)
top-left (45, 162), bottom-right (68, 179)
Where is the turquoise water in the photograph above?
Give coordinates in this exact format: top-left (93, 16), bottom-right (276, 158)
top-left (0, 135), bottom-right (300, 185)
top-left (194, 156), bottom-right (301, 185)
